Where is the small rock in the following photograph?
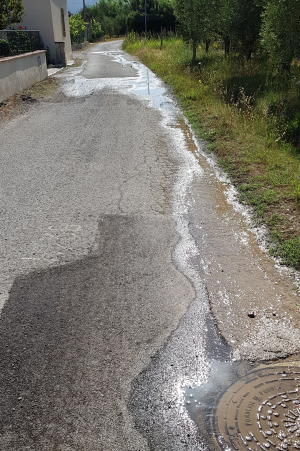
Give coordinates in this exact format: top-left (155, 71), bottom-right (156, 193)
top-left (248, 311), bottom-right (256, 318)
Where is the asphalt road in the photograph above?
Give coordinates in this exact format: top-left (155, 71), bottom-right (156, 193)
top-left (0, 41), bottom-right (196, 450)
top-left (2, 40), bottom-right (300, 451)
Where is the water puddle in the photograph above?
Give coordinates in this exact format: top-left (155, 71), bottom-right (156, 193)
top-left (128, 64), bottom-right (173, 109)
top-left (58, 44), bottom-right (300, 450)
top-left (58, 50), bottom-right (178, 114)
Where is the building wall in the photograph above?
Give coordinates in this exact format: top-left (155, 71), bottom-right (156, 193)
top-left (19, 0), bottom-right (56, 62)
top-left (19, 0), bottom-right (73, 65)
top-left (50, 0), bottom-right (73, 63)
top-left (0, 51), bottom-right (47, 103)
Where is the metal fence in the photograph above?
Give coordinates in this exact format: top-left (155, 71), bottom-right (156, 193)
top-left (0, 30), bottom-right (44, 58)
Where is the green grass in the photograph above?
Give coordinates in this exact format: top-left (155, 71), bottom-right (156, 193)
top-left (123, 35), bottom-right (300, 269)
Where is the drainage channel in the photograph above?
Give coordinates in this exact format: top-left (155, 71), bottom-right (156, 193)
top-left (60, 45), bottom-right (300, 450)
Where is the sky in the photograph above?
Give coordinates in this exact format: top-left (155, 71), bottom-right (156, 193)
top-left (67, 0), bottom-right (98, 14)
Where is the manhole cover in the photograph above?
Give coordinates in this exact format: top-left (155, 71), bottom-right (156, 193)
top-left (214, 365), bottom-right (300, 450)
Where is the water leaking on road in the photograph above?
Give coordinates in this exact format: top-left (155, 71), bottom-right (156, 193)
top-left (58, 44), bottom-right (300, 449)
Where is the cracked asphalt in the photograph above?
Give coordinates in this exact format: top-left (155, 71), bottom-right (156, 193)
top-left (2, 40), bottom-right (300, 451)
top-left (0, 41), bottom-right (196, 450)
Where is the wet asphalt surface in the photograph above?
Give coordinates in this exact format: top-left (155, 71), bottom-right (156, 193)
top-left (2, 40), bottom-right (300, 451)
top-left (0, 41), bottom-right (199, 450)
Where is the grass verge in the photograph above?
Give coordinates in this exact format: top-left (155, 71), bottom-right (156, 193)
top-left (123, 36), bottom-right (300, 269)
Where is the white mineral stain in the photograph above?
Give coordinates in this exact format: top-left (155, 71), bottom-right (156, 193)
top-left (56, 44), bottom-right (300, 449)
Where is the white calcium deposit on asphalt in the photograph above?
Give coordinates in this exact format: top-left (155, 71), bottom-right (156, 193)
top-left (2, 43), bottom-right (300, 450)
top-left (56, 47), bottom-right (300, 448)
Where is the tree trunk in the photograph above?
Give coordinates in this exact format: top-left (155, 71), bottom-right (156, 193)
top-left (224, 37), bottom-right (230, 55)
top-left (192, 38), bottom-right (196, 63)
top-left (246, 49), bottom-right (252, 61)
top-left (282, 61), bottom-right (291, 74)
top-left (205, 39), bottom-right (211, 53)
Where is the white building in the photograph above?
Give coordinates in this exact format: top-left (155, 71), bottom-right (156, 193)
top-left (19, 0), bottom-right (73, 65)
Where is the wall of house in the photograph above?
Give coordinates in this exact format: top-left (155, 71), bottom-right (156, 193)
top-left (19, 0), bottom-right (57, 63)
top-left (50, 0), bottom-right (73, 63)
top-left (19, 0), bottom-right (73, 65)
top-left (0, 50), bottom-right (47, 103)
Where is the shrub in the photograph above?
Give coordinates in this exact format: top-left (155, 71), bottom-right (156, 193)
top-left (0, 39), bottom-right (10, 57)
top-left (69, 14), bottom-right (86, 44)
top-left (91, 19), bottom-right (103, 41)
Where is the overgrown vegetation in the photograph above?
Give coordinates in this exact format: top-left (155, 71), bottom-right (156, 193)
top-left (84, 0), bottom-right (130, 37)
top-left (0, 0), bottom-right (24, 29)
top-left (0, 30), bottom-right (44, 58)
top-left (123, 35), bottom-right (300, 269)
top-left (69, 13), bottom-right (103, 44)
top-left (79, 0), bottom-right (174, 38)
top-left (0, 38), bottom-right (9, 55)
top-left (91, 18), bottom-right (103, 41)
top-left (69, 13), bottom-right (87, 44)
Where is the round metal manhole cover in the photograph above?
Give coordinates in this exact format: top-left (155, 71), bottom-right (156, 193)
top-left (214, 365), bottom-right (300, 450)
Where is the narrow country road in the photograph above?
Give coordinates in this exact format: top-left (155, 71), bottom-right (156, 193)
top-left (1, 40), bottom-right (300, 451)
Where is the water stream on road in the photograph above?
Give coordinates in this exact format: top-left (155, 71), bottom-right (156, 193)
top-left (59, 47), bottom-right (300, 450)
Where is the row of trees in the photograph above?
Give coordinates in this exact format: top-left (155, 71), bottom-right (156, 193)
top-left (83, 0), bottom-right (174, 36)
top-left (84, 0), bottom-right (131, 36)
top-left (174, 0), bottom-right (300, 73)
top-left (2, 0), bottom-right (296, 79)
top-left (260, 0), bottom-right (300, 74)
top-left (79, 0), bottom-right (300, 78)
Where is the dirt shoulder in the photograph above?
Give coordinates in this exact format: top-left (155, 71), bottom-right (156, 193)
top-left (124, 41), bottom-right (300, 272)
top-left (0, 54), bottom-right (88, 123)
top-left (0, 77), bottom-right (61, 124)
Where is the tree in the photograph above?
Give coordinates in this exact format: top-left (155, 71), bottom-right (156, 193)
top-left (69, 13), bottom-right (86, 44)
top-left (213, 0), bottom-right (238, 55)
top-left (210, 0), bottom-right (262, 58)
top-left (0, 0), bottom-right (24, 29)
top-left (85, 0), bottom-right (131, 36)
top-left (174, 0), bottom-right (215, 62)
top-left (260, 0), bottom-right (300, 74)
top-left (174, 0), bottom-right (198, 62)
top-left (173, 0), bottom-right (262, 59)
top-left (91, 18), bottom-right (103, 40)
top-left (85, 0), bottom-right (175, 36)
top-left (234, 0), bottom-right (262, 60)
